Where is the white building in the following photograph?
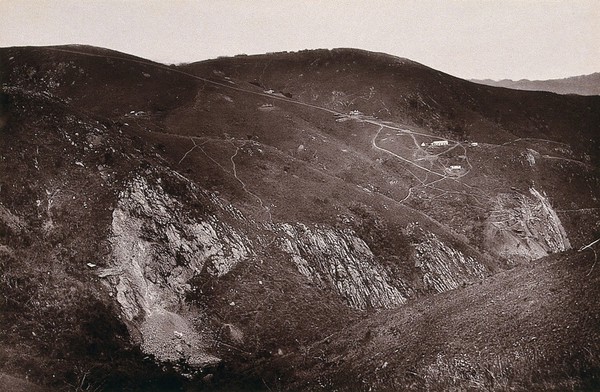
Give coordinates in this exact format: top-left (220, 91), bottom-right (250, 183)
top-left (431, 140), bottom-right (449, 146)
top-left (450, 165), bottom-right (462, 170)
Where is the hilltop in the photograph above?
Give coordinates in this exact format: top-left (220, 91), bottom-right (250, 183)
top-left (0, 45), bottom-right (599, 391)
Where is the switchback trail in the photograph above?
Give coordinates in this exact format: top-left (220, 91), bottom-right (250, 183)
top-left (41, 46), bottom-right (490, 208)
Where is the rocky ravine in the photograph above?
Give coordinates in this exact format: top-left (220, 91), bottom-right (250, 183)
top-left (99, 175), bottom-right (253, 368)
top-left (95, 171), bottom-right (549, 371)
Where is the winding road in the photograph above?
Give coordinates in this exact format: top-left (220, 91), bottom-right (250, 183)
top-left (36, 46), bottom-right (498, 207)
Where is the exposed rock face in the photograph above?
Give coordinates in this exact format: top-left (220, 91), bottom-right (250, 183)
top-left (277, 221), bottom-right (493, 308)
top-left (103, 176), bottom-right (252, 367)
top-left (278, 223), bottom-right (412, 309)
top-left (0, 203), bottom-right (26, 235)
top-left (414, 232), bottom-right (487, 293)
top-left (484, 187), bottom-right (571, 262)
top-left (100, 175), bottom-right (498, 368)
top-left (529, 188), bottom-right (571, 251)
top-left (523, 148), bottom-right (540, 166)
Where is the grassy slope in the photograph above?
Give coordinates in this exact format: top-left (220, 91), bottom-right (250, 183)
top-left (176, 49), bottom-right (600, 248)
top-left (286, 250), bottom-right (600, 391)
top-left (183, 49), bottom-right (600, 162)
top-left (4, 45), bottom-right (597, 247)
top-left (0, 75), bottom-right (198, 390)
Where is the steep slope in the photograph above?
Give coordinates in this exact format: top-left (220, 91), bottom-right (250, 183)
top-left (176, 48), bottom-right (600, 251)
top-left (1, 45), bottom-right (599, 390)
top-left (182, 49), bottom-right (600, 162)
top-left (287, 250), bottom-right (600, 391)
top-left (472, 72), bottom-right (600, 96)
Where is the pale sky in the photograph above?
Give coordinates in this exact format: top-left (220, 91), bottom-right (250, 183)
top-left (1, 0), bottom-right (598, 80)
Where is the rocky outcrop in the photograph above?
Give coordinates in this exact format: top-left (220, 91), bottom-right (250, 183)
top-left (413, 232), bottom-right (487, 293)
top-left (276, 221), bottom-right (491, 307)
top-left (523, 148), bottom-right (540, 166)
top-left (101, 175), bottom-right (253, 367)
top-left (99, 174), bottom-right (498, 367)
top-left (529, 188), bottom-right (571, 251)
top-left (277, 223), bottom-right (412, 309)
top-left (484, 187), bottom-right (571, 262)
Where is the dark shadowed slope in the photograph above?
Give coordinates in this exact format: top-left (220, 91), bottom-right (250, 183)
top-left (288, 250), bottom-right (600, 391)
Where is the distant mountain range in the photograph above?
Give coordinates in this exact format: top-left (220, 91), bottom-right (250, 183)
top-left (472, 72), bottom-right (600, 96)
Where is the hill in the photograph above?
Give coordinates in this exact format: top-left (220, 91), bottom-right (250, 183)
top-left (0, 45), bottom-right (599, 391)
top-left (288, 250), bottom-right (600, 391)
top-left (471, 72), bottom-right (600, 96)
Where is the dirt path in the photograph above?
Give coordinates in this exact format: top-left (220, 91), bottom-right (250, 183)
top-left (41, 46), bottom-right (488, 208)
top-left (177, 137), bottom-right (206, 165)
top-left (227, 140), bottom-right (273, 223)
top-left (541, 155), bottom-right (592, 168)
top-left (371, 126), bottom-right (449, 179)
top-left (502, 137), bottom-right (570, 147)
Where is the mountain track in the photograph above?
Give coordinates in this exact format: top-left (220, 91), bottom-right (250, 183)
top-left (227, 140), bottom-right (273, 223)
top-left (36, 46), bottom-right (559, 217)
top-left (40, 46), bottom-right (495, 211)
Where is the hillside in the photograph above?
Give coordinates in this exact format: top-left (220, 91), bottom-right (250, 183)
top-left (288, 250), bottom-right (600, 391)
top-left (1, 45), bottom-right (599, 391)
top-left (472, 72), bottom-right (600, 96)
